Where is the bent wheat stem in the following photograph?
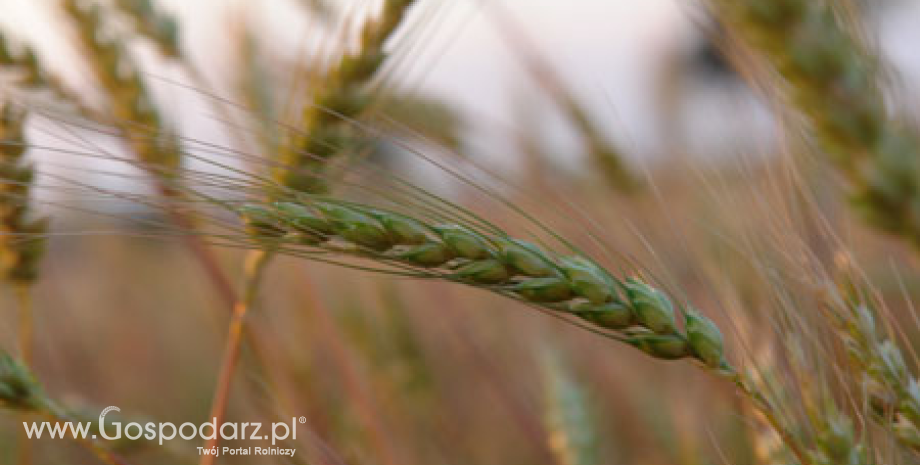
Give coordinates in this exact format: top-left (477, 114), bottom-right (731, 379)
top-left (199, 249), bottom-right (270, 465)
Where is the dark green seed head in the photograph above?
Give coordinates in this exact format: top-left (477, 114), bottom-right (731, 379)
top-left (571, 301), bottom-right (633, 330)
top-left (685, 310), bottom-right (725, 369)
top-left (624, 278), bottom-right (677, 335)
top-left (396, 242), bottom-right (453, 267)
top-left (627, 334), bottom-right (691, 360)
top-left (435, 225), bottom-right (491, 259)
top-left (512, 277), bottom-right (572, 303)
top-left (560, 256), bottom-right (616, 304)
top-left (496, 238), bottom-right (557, 277)
top-left (454, 259), bottom-right (510, 285)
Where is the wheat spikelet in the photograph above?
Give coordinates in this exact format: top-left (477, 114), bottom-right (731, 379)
top-left (711, 0), bottom-right (920, 247)
top-left (278, 0), bottom-right (417, 193)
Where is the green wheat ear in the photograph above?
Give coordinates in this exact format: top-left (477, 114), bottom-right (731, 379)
top-left (236, 198), bottom-right (731, 369)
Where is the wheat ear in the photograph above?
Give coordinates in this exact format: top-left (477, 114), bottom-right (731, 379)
top-left (710, 0), bottom-right (920, 248)
top-left (277, 0), bottom-right (417, 193)
top-left (234, 198), bottom-right (729, 369)
top-left (231, 195), bottom-right (862, 464)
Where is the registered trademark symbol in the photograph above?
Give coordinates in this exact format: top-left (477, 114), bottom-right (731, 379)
top-left (299, 417), bottom-right (307, 424)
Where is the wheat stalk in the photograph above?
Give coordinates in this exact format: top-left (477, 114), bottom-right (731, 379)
top-left (710, 0), bottom-right (920, 248)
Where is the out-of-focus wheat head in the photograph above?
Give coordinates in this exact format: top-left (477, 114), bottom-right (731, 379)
top-left (278, 0), bottom-right (417, 194)
top-left (710, 0), bottom-right (920, 248)
top-left (63, 0), bottom-right (180, 172)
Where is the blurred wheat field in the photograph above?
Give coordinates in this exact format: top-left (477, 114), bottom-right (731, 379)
top-left (1, 1), bottom-right (920, 465)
